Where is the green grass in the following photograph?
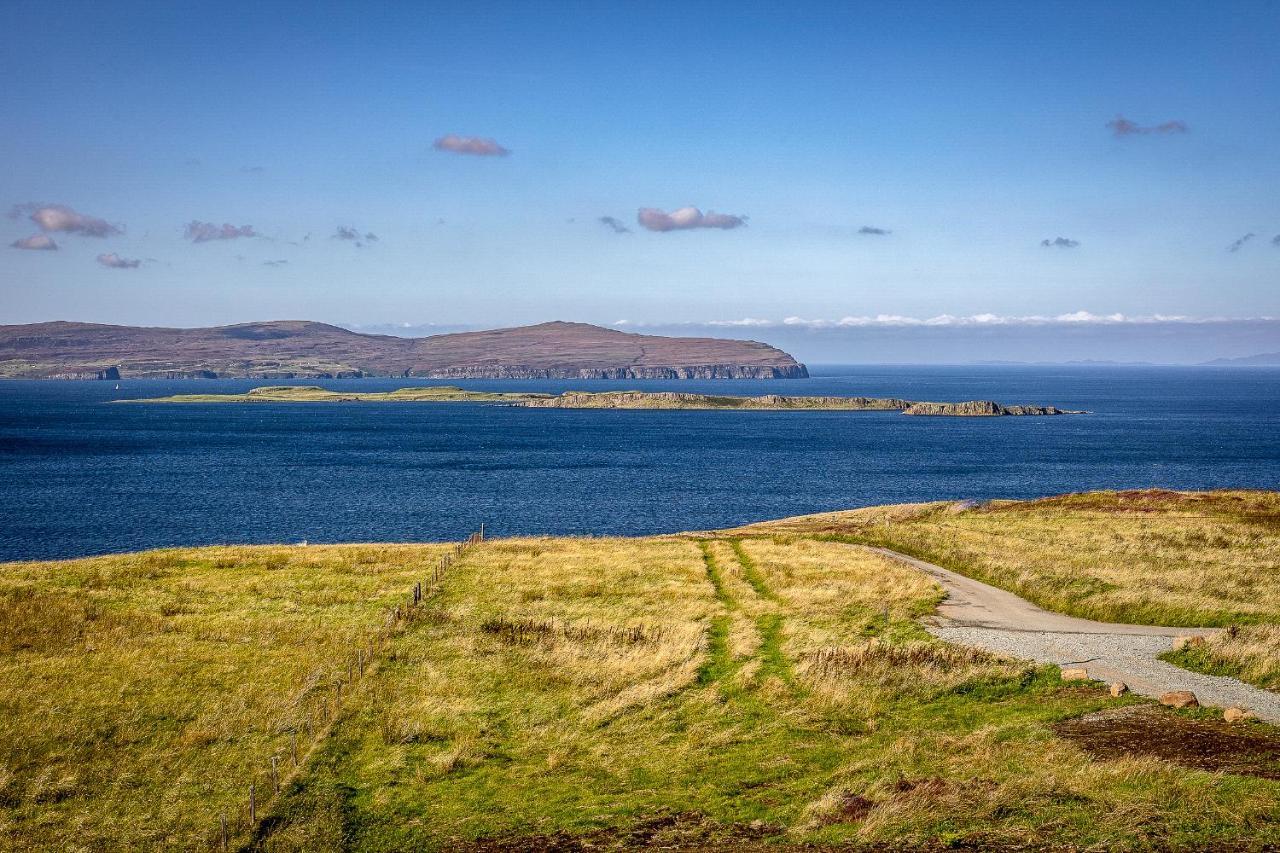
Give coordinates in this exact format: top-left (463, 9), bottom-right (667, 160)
top-left (1161, 626), bottom-right (1280, 691)
top-left (0, 543), bottom-right (452, 850)
top-left (3, 494), bottom-right (1279, 850)
top-left (738, 490), bottom-right (1280, 627)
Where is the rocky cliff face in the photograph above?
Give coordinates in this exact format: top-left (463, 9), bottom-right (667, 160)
top-left (523, 392), bottom-right (911, 409)
top-left (416, 364), bottom-right (807, 380)
top-left (901, 400), bottom-right (1083, 416)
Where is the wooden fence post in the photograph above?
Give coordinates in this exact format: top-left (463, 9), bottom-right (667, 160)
top-left (221, 813), bottom-right (228, 850)
top-left (249, 783), bottom-right (256, 823)
top-left (291, 731), bottom-right (299, 766)
top-left (271, 755), bottom-right (280, 793)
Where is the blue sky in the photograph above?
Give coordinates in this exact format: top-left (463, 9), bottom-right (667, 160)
top-left (2, 1), bottom-right (1278, 359)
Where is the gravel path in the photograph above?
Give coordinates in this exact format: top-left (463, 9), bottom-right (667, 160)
top-left (867, 546), bottom-right (1280, 723)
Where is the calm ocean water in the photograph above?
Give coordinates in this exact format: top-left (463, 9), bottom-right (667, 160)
top-left (1, 366), bottom-right (1277, 562)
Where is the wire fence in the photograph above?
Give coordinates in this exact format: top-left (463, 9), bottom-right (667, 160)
top-left (209, 524), bottom-right (485, 851)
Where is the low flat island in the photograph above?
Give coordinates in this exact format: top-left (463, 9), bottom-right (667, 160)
top-left (125, 385), bottom-right (1086, 415)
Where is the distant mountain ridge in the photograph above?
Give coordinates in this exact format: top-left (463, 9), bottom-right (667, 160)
top-left (0, 320), bottom-right (808, 380)
top-left (1201, 352), bottom-right (1280, 366)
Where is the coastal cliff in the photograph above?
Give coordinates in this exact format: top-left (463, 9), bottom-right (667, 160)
top-left (521, 391), bottom-right (910, 409)
top-left (901, 400), bottom-right (1084, 416)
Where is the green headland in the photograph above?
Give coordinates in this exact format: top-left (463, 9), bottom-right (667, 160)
top-left (125, 385), bottom-right (1085, 415)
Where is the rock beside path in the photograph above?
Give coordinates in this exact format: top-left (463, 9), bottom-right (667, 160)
top-left (1160, 690), bottom-right (1199, 709)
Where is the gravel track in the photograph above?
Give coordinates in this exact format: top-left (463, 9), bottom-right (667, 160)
top-left (867, 546), bottom-right (1280, 723)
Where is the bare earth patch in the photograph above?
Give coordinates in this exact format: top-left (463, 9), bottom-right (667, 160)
top-left (1054, 705), bottom-right (1280, 779)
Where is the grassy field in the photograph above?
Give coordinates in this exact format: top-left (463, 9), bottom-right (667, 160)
top-left (737, 489), bottom-right (1280, 627)
top-left (736, 489), bottom-right (1280, 693)
top-left (0, 543), bottom-right (452, 850)
top-left (1164, 625), bottom-right (1280, 691)
top-left (2, 492), bottom-right (1279, 850)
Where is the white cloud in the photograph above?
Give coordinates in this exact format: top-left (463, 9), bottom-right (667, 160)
top-left (637, 206), bottom-right (747, 232)
top-left (10, 203), bottom-right (120, 237)
top-left (617, 312), bottom-right (1256, 330)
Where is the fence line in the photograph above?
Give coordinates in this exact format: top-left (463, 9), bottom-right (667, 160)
top-left (211, 525), bottom-right (486, 850)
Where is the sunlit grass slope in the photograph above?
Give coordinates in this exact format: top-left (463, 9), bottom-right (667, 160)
top-left (0, 544), bottom-right (448, 849)
top-left (737, 489), bottom-right (1280, 627)
top-left (3, 493), bottom-right (1280, 850)
top-left (259, 535), bottom-right (1280, 850)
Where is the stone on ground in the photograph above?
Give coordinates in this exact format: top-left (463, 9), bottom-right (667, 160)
top-left (1160, 690), bottom-right (1199, 709)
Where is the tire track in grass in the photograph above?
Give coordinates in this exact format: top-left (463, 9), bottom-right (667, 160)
top-left (728, 539), bottom-right (796, 687)
top-left (697, 541), bottom-right (737, 686)
top-left (730, 539), bottom-right (780, 603)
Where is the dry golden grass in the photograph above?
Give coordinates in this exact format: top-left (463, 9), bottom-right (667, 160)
top-left (0, 543), bottom-right (446, 850)
top-left (256, 525), bottom-right (1280, 850)
top-left (1166, 624), bottom-right (1280, 690)
top-left (5, 496), bottom-right (1280, 851)
top-left (736, 489), bottom-right (1280, 626)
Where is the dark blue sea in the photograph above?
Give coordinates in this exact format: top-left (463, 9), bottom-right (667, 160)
top-left (1, 366), bottom-right (1277, 562)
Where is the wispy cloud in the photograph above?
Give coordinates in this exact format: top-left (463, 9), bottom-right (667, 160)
top-left (1273, 234), bottom-right (1280, 247)
top-left (1106, 115), bottom-right (1189, 137)
top-left (10, 203), bottom-right (121, 237)
top-left (637, 206), bottom-right (747, 232)
top-left (10, 234), bottom-right (58, 251)
top-left (1227, 233), bottom-right (1255, 253)
top-left (433, 134), bottom-right (510, 156)
top-left (858, 225), bottom-right (890, 235)
top-left (96, 252), bottom-right (141, 269)
top-left (333, 225), bottom-right (379, 243)
top-left (185, 221), bottom-right (257, 242)
top-left (598, 216), bottom-right (630, 234)
top-left (333, 225), bottom-right (378, 246)
top-left (1041, 237), bottom-right (1080, 248)
top-left (617, 311), bottom-right (1256, 330)
top-left (263, 259), bottom-right (288, 267)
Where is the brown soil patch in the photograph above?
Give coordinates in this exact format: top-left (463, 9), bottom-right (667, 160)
top-left (462, 813), bottom-right (782, 851)
top-left (458, 810), bottom-right (1056, 852)
top-left (1054, 705), bottom-right (1280, 779)
top-left (831, 793), bottom-right (875, 822)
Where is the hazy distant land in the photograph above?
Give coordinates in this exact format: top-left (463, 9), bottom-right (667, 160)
top-left (1202, 352), bottom-right (1280, 366)
top-left (129, 385), bottom-right (1085, 415)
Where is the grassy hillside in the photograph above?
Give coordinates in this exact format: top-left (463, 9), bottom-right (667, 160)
top-left (0, 543), bottom-right (452, 849)
top-left (735, 489), bottom-right (1280, 695)
top-left (737, 490), bottom-right (1280, 627)
top-left (3, 499), bottom-right (1279, 850)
